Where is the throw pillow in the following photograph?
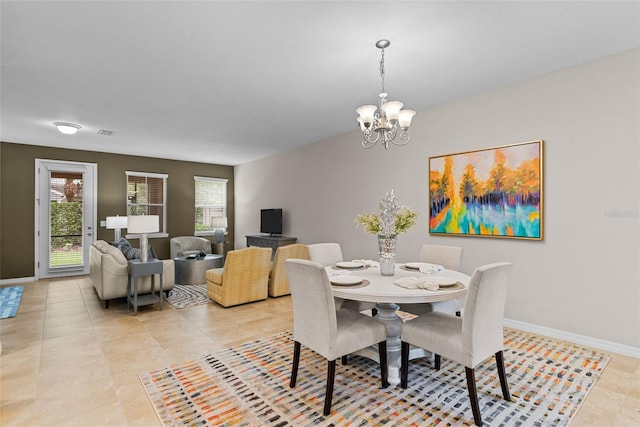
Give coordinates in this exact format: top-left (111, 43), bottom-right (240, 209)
top-left (113, 238), bottom-right (157, 260)
top-left (121, 244), bottom-right (158, 260)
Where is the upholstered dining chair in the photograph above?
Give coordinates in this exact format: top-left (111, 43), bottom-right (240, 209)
top-left (269, 243), bottom-right (310, 297)
top-left (400, 244), bottom-right (464, 316)
top-left (285, 259), bottom-right (389, 416)
top-left (400, 262), bottom-right (513, 427)
top-left (170, 236), bottom-right (212, 259)
top-left (205, 247), bottom-right (271, 307)
top-left (307, 242), bottom-right (377, 314)
top-left (307, 243), bottom-right (344, 267)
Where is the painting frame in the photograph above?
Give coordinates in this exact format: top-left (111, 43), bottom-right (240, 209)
top-left (429, 140), bottom-right (544, 240)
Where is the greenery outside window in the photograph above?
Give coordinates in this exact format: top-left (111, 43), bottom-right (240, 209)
top-left (126, 171), bottom-right (168, 236)
top-left (195, 176), bottom-right (227, 236)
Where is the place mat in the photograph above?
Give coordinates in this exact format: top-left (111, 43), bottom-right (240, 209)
top-left (140, 329), bottom-right (609, 426)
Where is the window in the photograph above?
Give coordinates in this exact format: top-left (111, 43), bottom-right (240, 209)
top-left (194, 176), bottom-right (227, 235)
top-left (126, 171), bottom-right (168, 235)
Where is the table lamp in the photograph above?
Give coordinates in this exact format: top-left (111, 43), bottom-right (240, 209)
top-left (211, 217), bottom-right (228, 243)
top-left (106, 215), bottom-right (128, 241)
top-left (127, 215), bottom-right (159, 262)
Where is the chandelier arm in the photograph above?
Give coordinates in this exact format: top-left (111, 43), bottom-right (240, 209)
top-left (391, 129), bottom-right (410, 146)
top-left (383, 126), bottom-right (398, 144)
top-left (362, 130), bottom-right (381, 148)
top-left (362, 139), bottom-right (379, 149)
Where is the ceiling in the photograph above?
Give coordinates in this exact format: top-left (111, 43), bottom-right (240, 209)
top-left (2, 1), bottom-right (639, 166)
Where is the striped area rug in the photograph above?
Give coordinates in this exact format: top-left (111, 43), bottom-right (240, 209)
top-left (140, 328), bottom-right (609, 426)
top-left (166, 284), bottom-right (210, 309)
top-left (0, 286), bottom-right (24, 319)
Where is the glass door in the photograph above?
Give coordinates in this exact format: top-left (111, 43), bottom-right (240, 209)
top-left (36, 160), bottom-right (97, 278)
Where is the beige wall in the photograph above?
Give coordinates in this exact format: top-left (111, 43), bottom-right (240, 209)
top-left (0, 143), bottom-right (234, 279)
top-left (235, 48), bottom-right (640, 349)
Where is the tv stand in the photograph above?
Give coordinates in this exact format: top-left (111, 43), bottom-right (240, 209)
top-left (246, 235), bottom-right (297, 257)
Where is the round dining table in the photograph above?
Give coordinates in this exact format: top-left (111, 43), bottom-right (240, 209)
top-left (328, 263), bottom-right (471, 386)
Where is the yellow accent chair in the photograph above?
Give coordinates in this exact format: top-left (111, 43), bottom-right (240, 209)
top-left (269, 244), bottom-right (310, 297)
top-left (205, 247), bottom-right (272, 307)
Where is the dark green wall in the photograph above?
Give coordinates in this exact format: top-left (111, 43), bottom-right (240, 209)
top-left (0, 141), bottom-right (234, 280)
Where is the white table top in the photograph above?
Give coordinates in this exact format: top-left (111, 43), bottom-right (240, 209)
top-left (328, 263), bottom-right (470, 304)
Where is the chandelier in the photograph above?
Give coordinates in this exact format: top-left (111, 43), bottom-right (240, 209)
top-left (356, 40), bottom-right (416, 149)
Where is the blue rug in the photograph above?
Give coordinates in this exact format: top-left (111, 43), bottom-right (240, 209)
top-left (0, 286), bottom-right (24, 319)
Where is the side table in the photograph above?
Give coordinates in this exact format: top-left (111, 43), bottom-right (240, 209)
top-left (174, 254), bottom-right (224, 285)
top-left (128, 259), bottom-right (164, 315)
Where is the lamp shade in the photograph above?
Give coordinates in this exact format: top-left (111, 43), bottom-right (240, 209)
top-left (381, 101), bottom-right (404, 121)
top-left (210, 217), bottom-right (228, 229)
top-left (397, 110), bottom-right (416, 129)
top-left (356, 105), bottom-right (377, 127)
top-left (106, 216), bottom-right (128, 229)
top-left (127, 215), bottom-right (159, 234)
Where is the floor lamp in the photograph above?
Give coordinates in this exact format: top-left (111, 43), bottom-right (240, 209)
top-left (127, 215), bottom-right (159, 262)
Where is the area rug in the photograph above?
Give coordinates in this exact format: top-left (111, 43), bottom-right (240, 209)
top-left (0, 286), bottom-right (24, 319)
top-left (165, 284), bottom-right (210, 309)
top-left (140, 329), bottom-right (609, 426)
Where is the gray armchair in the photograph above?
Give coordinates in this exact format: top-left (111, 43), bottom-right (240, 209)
top-left (170, 236), bottom-right (212, 259)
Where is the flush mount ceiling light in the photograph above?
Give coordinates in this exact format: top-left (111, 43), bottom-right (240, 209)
top-left (356, 40), bottom-right (416, 149)
top-left (53, 122), bottom-right (81, 135)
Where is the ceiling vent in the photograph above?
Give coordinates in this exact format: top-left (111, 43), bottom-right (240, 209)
top-left (97, 130), bottom-right (113, 136)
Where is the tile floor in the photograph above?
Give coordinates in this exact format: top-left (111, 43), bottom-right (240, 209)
top-left (0, 277), bottom-right (638, 426)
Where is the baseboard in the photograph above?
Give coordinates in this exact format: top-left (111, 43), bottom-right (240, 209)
top-left (504, 318), bottom-right (640, 359)
top-left (0, 277), bottom-right (36, 286)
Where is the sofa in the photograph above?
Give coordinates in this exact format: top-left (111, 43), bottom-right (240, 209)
top-left (90, 240), bottom-right (175, 308)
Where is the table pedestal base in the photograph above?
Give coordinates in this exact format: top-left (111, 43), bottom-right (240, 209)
top-left (350, 302), bottom-right (434, 386)
top-left (351, 302), bottom-right (403, 385)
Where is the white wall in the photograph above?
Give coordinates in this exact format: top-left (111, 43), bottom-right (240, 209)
top-left (235, 48), bottom-right (640, 349)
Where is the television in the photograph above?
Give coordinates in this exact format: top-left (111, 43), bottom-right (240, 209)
top-left (260, 208), bottom-right (283, 236)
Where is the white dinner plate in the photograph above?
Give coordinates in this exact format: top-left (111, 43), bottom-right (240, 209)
top-left (430, 276), bottom-right (458, 287)
top-left (404, 262), bottom-right (426, 270)
top-left (336, 261), bottom-right (363, 269)
top-left (330, 275), bottom-right (363, 286)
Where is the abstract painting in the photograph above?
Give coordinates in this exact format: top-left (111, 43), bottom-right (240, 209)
top-left (429, 140), bottom-right (543, 240)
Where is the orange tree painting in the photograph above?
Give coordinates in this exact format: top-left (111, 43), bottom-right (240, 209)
top-left (429, 140), bottom-right (543, 239)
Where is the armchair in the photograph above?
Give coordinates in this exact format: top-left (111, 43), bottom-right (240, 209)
top-left (269, 244), bottom-right (310, 297)
top-left (170, 236), bottom-right (212, 259)
top-left (205, 247), bottom-right (272, 307)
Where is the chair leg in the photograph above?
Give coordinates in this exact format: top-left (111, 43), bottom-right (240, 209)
top-left (400, 341), bottom-right (410, 389)
top-left (341, 355), bottom-right (348, 365)
top-left (495, 351), bottom-right (511, 401)
top-left (290, 341), bottom-right (301, 388)
top-left (371, 307), bottom-right (378, 316)
top-left (378, 340), bottom-right (389, 388)
top-left (434, 354), bottom-right (441, 370)
top-left (323, 360), bottom-right (336, 416)
top-left (465, 367), bottom-right (482, 427)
